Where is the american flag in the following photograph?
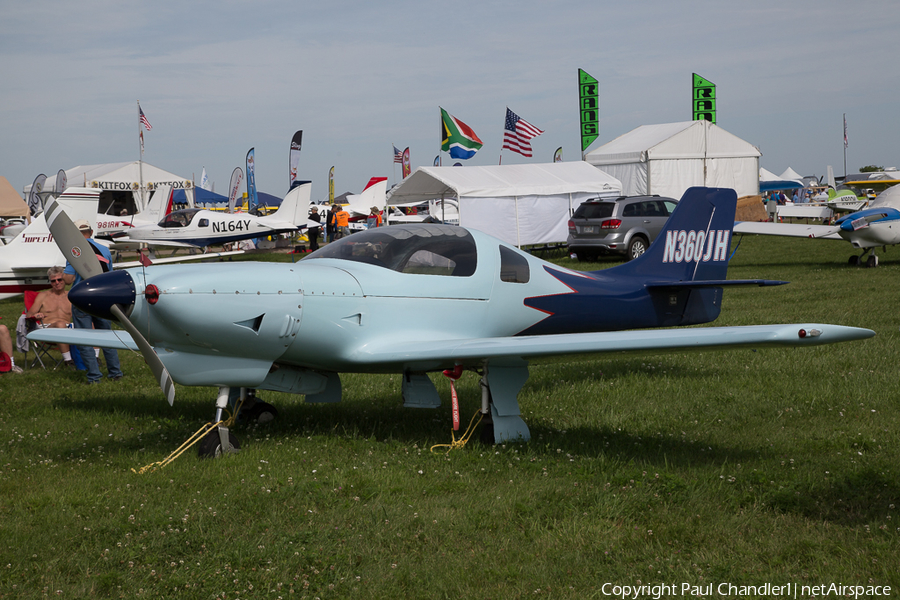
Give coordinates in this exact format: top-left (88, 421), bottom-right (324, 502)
top-left (393, 145), bottom-right (403, 163)
top-left (139, 106), bottom-right (152, 131)
top-left (502, 108), bottom-right (543, 157)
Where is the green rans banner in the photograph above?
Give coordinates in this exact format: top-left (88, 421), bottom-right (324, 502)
top-left (692, 73), bottom-right (716, 123)
top-left (578, 69), bottom-right (599, 152)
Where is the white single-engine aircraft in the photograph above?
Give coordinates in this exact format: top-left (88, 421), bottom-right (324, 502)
top-left (32, 187), bottom-right (874, 456)
top-left (734, 184), bottom-right (900, 267)
top-left (108, 181), bottom-right (313, 249)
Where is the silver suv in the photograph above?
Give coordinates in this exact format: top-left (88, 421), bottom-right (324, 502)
top-left (567, 195), bottom-right (678, 261)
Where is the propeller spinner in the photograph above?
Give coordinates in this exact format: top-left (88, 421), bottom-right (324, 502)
top-left (43, 196), bottom-right (176, 405)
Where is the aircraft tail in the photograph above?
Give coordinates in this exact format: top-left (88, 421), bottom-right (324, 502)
top-left (606, 187), bottom-right (736, 282)
top-left (134, 185), bottom-right (173, 226)
top-left (603, 187), bottom-right (782, 327)
top-left (259, 181), bottom-right (311, 227)
top-left (3, 187), bottom-right (99, 268)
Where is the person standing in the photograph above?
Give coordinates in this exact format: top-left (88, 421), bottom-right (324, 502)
top-left (366, 206), bottom-right (382, 229)
top-left (62, 220), bottom-right (124, 384)
top-left (308, 206), bottom-right (322, 251)
top-left (334, 204), bottom-right (350, 239)
top-left (325, 204), bottom-right (337, 243)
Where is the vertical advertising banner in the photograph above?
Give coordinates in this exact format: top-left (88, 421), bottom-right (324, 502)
top-left (289, 130), bottom-right (303, 189)
top-left (228, 167), bottom-right (243, 214)
top-left (554, 147), bottom-right (563, 163)
top-left (578, 69), bottom-right (599, 153)
top-left (692, 73), bottom-right (716, 123)
top-left (55, 169), bottom-right (68, 195)
top-left (402, 147), bottom-right (411, 178)
top-left (246, 148), bottom-right (258, 214)
top-left (328, 166), bottom-right (334, 204)
top-left (28, 174), bottom-right (47, 216)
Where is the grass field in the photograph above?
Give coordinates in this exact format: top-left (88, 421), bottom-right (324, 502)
top-left (1, 234), bottom-right (898, 598)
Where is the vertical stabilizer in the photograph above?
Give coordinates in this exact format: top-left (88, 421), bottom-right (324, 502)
top-left (604, 187), bottom-right (737, 283)
top-left (261, 181), bottom-right (311, 227)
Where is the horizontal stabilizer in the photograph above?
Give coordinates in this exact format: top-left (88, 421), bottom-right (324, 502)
top-left (646, 279), bottom-right (788, 289)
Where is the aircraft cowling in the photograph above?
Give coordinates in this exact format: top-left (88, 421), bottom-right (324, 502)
top-left (126, 263), bottom-right (308, 372)
top-left (68, 270), bottom-right (136, 321)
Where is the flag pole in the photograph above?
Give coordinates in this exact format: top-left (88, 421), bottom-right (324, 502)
top-left (137, 100), bottom-right (145, 209)
top-left (842, 113), bottom-right (847, 178)
top-left (499, 107), bottom-right (506, 165)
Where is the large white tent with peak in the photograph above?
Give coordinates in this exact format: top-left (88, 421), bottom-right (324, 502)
top-left (386, 161), bottom-right (622, 247)
top-left (585, 121), bottom-right (761, 199)
top-left (24, 162), bottom-right (192, 212)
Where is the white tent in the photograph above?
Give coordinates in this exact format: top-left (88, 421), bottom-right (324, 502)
top-left (25, 162), bottom-right (192, 211)
top-left (778, 167), bottom-right (804, 182)
top-left (386, 162), bottom-right (622, 247)
top-left (0, 176), bottom-right (29, 217)
top-left (585, 121), bottom-right (761, 199)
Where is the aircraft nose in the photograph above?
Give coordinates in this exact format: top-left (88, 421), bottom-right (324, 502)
top-left (69, 270), bottom-right (136, 321)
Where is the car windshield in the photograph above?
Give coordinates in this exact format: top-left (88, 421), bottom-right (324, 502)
top-left (573, 202), bottom-right (615, 219)
top-left (307, 224), bottom-right (477, 276)
top-left (158, 209), bottom-right (202, 228)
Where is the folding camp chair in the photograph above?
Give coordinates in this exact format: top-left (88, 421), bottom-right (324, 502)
top-left (23, 317), bottom-right (66, 370)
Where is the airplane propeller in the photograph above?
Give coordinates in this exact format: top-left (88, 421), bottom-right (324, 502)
top-left (43, 196), bottom-right (176, 405)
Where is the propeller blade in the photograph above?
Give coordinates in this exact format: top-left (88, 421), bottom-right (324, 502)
top-left (110, 304), bottom-right (176, 406)
top-left (43, 196), bottom-right (104, 281)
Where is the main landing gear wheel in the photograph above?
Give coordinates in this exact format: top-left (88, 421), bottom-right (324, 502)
top-left (627, 237), bottom-right (648, 260)
top-left (866, 254), bottom-right (879, 268)
top-left (848, 255), bottom-right (860, 266)
top-left (198, 428), bottom-right (241, 459)
top-left (241, 400), bottom-right (279, 424)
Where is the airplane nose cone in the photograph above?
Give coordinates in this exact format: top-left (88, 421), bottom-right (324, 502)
top-left (69, 270), bottom-right (136, 321)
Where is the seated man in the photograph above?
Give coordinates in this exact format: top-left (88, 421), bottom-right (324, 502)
top-left (26, 266), bottom-right (74, 366)
top-left (0, 324), bottom-right (22, 373)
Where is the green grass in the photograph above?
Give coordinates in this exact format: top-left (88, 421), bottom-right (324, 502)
top-left (1, 235), bottom-right (898, 598)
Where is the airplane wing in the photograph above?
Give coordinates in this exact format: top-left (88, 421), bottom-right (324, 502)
top-left (28, 328), bottom-right (138, 351)
top-left (112, 237), bottom-right (199, 248)
top-left (733, 221), bottom-right (842, 240)
top-left (29, 323), bottom-right (874, 368)
top-left (357, 323), bottom-right (873, 368)
top-left (115, 249), bottom-right (245, 269)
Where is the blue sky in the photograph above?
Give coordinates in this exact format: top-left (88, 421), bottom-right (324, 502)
top-left (2, 0), bottom-right (898, 202)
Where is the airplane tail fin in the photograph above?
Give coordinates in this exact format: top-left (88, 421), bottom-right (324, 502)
top-left (603, 187), bottom-right (782, 327)
top-left (259, 181), bottom-right (311, 227)
top-left (138, 185), bottom-right (173, 225)
top-left (3, 187), bottom-right (99, 267)
top-left (606, 187), bottom-right (736, 282)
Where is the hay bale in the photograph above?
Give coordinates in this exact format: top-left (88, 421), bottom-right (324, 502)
top-left (736, 195), bottom-right (767, 222)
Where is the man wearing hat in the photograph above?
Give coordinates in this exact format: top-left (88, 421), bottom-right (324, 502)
top-left (366, 206), bottom-right (382, 229)
top-left (62, 220), bottom-right (124, 384)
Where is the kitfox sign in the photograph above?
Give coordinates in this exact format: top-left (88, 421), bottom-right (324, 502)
top-left (90, 179), bottom-right (192, 191)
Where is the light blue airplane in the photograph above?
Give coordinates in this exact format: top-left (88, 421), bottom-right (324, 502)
top-left (33, 187), bottom-right (874, 456)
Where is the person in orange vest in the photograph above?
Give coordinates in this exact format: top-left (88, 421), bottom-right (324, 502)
top-left (366, 206), bottom-right (382, 229)
top-left (334, 204), bottom-right (350, 239)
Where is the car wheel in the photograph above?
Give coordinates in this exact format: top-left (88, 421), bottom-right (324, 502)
top-left (627, 237), bottom-right (648, 260)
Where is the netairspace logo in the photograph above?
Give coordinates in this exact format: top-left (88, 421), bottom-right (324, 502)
top-left (599, 582), bottom-right (892, 599)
